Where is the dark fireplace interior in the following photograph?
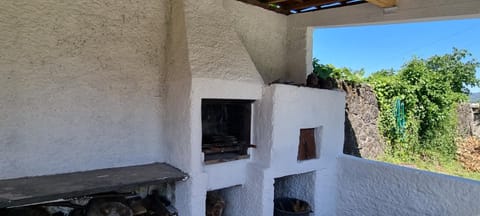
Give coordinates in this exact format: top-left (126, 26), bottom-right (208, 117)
top-left (274, 172), bottom-right (315, 215)
top-left (201, 99), bottom-right (254, 163)
top-left (205, 185), bottom-right (243, 216)
top-left (0, 187), bottom-right (178, 216)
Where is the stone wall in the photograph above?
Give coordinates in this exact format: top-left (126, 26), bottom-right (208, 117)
top-left (342, 87), bottom-right (478, 159)
top-left (340, 81), bottom-right (384, 159)
top-left (470, 104), bottom-right (480, 137)
top-left (457, 103), bottom-right (474, 138)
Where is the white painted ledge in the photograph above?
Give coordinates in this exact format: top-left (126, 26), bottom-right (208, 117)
top-left (337, 155), bottom-right (480, 216)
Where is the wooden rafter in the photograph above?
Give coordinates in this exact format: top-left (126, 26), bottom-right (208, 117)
top-left (236, 0), bottom-right (368, 15)
top-left (266, 0), bottom-right (303, 3)
top-left (285, 0), bottom-right (348, 11)
top-left (366, 0), bottom-right (396, 8)
top-left (238, 0), bottom-right (291, 14)
top-left (266, 0), bottom-right (290, 3)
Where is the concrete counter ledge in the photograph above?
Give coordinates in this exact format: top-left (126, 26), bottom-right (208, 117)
top-left (0, 163), bottom-right (188, 208)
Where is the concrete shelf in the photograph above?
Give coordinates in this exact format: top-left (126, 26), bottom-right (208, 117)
top-left (0, 163), bottom-right (188, 208)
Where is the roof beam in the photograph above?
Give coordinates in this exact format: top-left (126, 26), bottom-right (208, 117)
top-left (284, 0), bottom-right (344, 11)
top-left (366, 0), bottom-right (396, 8)
top-left (266, 0), bottom-right (303, 5)
top-left (266, 0), bottom-right (289, 3)
top-left (236, 0), bottom-right (368, 15)
top-left (237, 0), bottom-right (291, 14)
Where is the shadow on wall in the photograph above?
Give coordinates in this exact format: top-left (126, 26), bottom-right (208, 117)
top-left (343, 113), bottom-right (361, 158)
top-left (306, 74), bottom-right (382, 158)
top-left (340, 81), bottom-right (384, 159)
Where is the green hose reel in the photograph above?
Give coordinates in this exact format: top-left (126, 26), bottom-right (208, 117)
top-left (395, 98), bottom-right (406, 137)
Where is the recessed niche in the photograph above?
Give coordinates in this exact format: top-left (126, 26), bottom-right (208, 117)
top-left (206, 185), bottom-right (243, 216)
top-left (297, 127), bottom-right (322, 161)
top-left (274, 172), bottom-right (315, 213)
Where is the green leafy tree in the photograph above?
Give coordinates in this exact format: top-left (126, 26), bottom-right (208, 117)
top-left (368, 48), bottom-right (480, 160)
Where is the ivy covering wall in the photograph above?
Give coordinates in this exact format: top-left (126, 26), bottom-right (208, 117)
top-left (313, 48), bottom-right (480, 161)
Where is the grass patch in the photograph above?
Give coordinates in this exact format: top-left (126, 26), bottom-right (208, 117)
top-left (379, 155), bottom-right (480, 181)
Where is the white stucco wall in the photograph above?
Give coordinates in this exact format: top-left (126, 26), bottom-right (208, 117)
top-left (183, 0), bottom-right (263, 83)
top-left (164, 0), bottom-right (193, 176)
top-left (237, 84), bottom-right (345, 216)
top-left (337, 155), bottom-right (480, 216)
top-left (286, 26), bottom-right (313, 84)
top-left (162, 0), bottom-right (265, 215)
top-left (173, 83), bottom-right (345, 216)
top-left (0, 0), bottom-right (169, 179)
top-left (266, 85), bottom-right (344, 175)
top-left (224, 0), bottom-right (288, 84)
top-left (265, 84), bottom-right (345, 216)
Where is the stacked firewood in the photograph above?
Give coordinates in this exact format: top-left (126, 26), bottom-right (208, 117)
top-left (0, 192), bottom-right (177, 216)
top-left (205, 192), bottom-right (225, 216)
top-left (457, 136), bottom-right (480, 172)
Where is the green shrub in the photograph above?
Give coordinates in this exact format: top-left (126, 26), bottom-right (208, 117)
top-left (312, 58), bottom-right (365, 84)
top-left (367, 48), bottom-right (480, 160)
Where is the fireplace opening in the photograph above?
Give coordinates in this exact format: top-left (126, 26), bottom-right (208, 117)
top-left (202, 99), bottom-right (254, 163)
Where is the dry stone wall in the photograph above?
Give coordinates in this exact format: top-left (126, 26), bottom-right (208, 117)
top-left (471, 104), bottom-right (480, 138)
top-left (340, 81), bottom-right (385, 159)
top-left (457, 103), bottom-right (474, 138)
top-left (342, 87), bottom-right (478, 159)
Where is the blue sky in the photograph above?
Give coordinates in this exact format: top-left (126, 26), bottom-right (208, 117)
top-left (312, 18), bottom-right (480, 92)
